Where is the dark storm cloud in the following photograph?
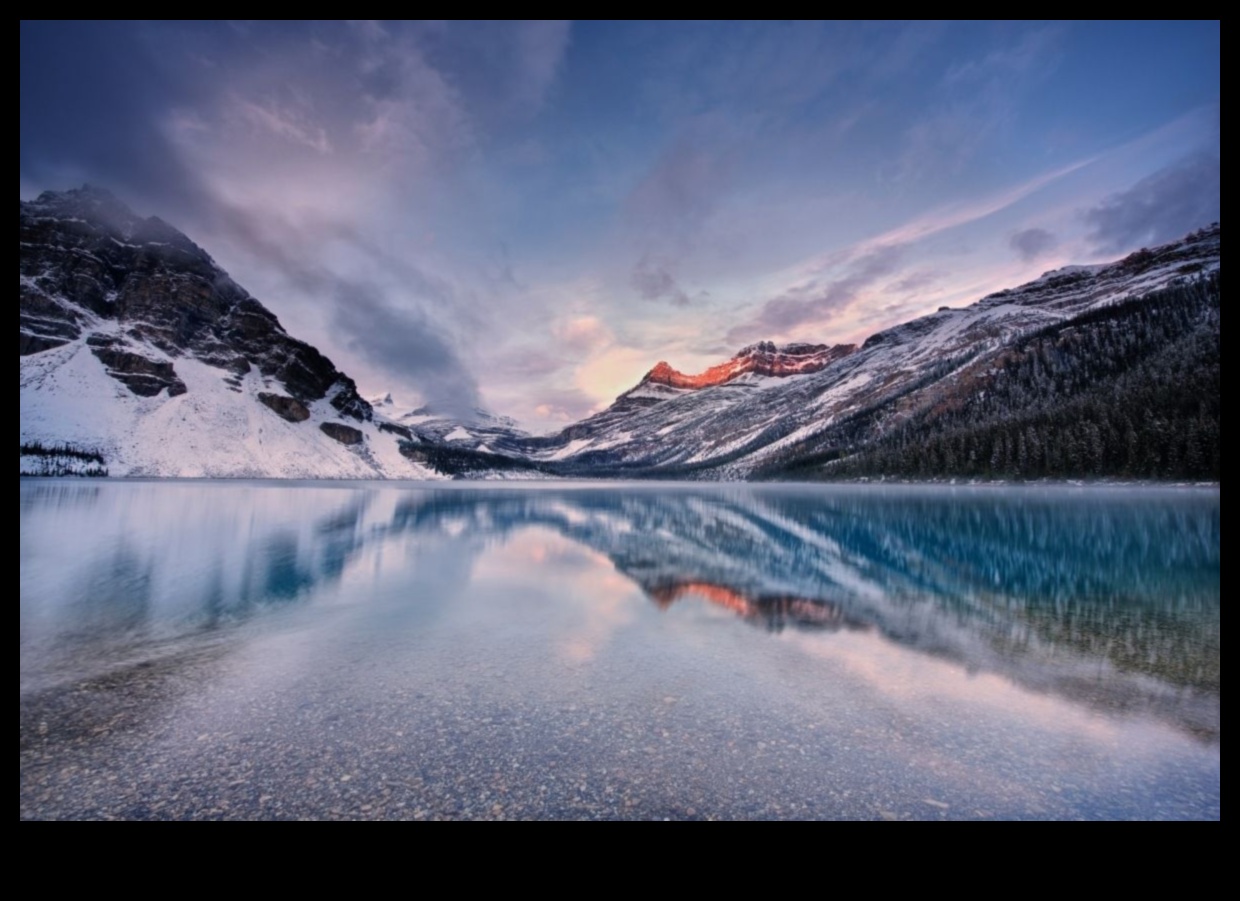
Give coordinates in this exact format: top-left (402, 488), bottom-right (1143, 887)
top-left (727, 245), bottom-right (905, 344)
top-left (1009, 227), bottom-right (1058, 261)
top-left (1084, 153), bottom-right (1220, 254)
top-left (19, 21), bottom-right (210, 213)
top-left (199, 203), bottom-right (481, 419)
top-left (330, 284), bottom-right (482, 420)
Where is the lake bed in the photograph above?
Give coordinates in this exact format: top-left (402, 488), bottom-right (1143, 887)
top-left (20, 480), bottom-right (1220, 820)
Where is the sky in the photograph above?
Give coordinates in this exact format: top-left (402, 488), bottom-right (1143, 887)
top-left (20, 21), bottom-right (1220, 432)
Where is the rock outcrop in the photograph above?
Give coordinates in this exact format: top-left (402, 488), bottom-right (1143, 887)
top-left (320, 422), bottom-right (364, 445)
top-left (258, 392), bottom-right (311, 423)
top-left (20, 186), bottom-right (370, 419)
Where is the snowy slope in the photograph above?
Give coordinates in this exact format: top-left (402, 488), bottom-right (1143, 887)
top-left (20, 187), bottom-right (439, 479)
top-left (503, 224), bottom-right (1220, 476)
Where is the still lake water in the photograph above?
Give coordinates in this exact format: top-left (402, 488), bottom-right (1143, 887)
top-left (20, 480), bottom-right (1219, 820)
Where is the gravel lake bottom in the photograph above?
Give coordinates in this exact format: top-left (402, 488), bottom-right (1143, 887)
top-left (21, 480), bottom-right (1221, 820)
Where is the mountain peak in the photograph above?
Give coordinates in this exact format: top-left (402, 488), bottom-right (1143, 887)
top-left (23, 184), bottom-right (213, 263)
top-left (641, 341), bottom-right (856, 390)
top-left (27, 184), bottom-right (141, 231)
top-left (21, 185), bottom-right (383, 476)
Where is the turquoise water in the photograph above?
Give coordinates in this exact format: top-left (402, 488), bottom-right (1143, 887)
top-left (20, 480), bottom-right (1220, 819)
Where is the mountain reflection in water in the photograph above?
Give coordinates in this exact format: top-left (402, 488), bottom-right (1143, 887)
top-left (21, 481), bottom-right (1219, 748)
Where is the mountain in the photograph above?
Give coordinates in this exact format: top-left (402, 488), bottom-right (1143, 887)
top-left (417, 224), bottom-right (1218, 481)
top-left (393, 405), bottom-right (530, 451)
top-left (20, 186), bottom-right (1220, 482)
top-left (645, 341), bottom-right (857, 389)
top-left (20, 186), bottom-right (437, 478)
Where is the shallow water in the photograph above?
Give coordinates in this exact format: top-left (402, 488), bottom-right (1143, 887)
top-left (20, 480), bottom-right (1220, 819)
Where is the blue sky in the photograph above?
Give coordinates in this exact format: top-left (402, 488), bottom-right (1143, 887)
top-left (20, 21), bottom-right (1220, 430)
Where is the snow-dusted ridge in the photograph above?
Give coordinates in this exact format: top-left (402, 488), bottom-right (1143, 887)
top-left (19, 186), bottom-right (1219, 481)
top-left (489, 223), bottom-right (1221, 477)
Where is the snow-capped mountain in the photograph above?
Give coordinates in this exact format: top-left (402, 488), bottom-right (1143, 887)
top-left (20, 187), bottom-right (438, 478)
top-left (464, 224), bottom-right (1219, 480)
top-left (393, 405), bottom-right (530, 451)
top-left (20, 185), bottom-right (1219, 481)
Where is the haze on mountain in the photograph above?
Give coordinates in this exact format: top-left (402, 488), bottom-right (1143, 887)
top-left (20, 22), bottom-right (1220, 434)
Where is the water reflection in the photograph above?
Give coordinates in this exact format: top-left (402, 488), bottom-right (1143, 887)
top-left (20, 481), bottom-right (1219, 747)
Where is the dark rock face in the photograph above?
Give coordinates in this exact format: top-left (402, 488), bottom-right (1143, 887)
top-left (320, 422), bottom-right (364, 445)
top-left (89, 343), bottom-right (187, 397)
top-left (258, 392), bottom-right (311, 423)
top-left (20, 186), bottom-right (372, 418)
top-left (378, 421), bottom-right (413, 440)
top-left (20, 281), bottom-right (82, 354)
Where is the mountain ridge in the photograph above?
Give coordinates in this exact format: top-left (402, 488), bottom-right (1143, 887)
top-left (412, 222), bottom-right (1219, 479)
top-left (20, 185), bottom-right (1220, 481)
top-left (642, 341), bottom-right (858, 390)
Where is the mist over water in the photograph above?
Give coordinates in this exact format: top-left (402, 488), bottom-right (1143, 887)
top-left (20, 480), bottom-right (1219, 819)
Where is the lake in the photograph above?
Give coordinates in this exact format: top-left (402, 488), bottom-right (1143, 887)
top-left (20, 480), bottom-right (1220, 820)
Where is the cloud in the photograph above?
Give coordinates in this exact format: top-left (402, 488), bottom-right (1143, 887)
top-left (328, 282), bottom-right (481, 419)
top-left (728, 245), bottom-right (906, 344)
top-left (1084, 153), bottom-right (1220, 254)
top-left (127, 23), bottom-right (578, 419)
top-left (534, 387), bottom-right (601, 423)
top-left (888, 269), bottom-right (943, 294)
top-left (496, 349), bottom-right (565, 379)
top-left (793, 155), bottom-right (1094, 279)
top-left (233, 95), bottom-right (333, 154)
top-left (415, 21), bottom-right (570, 124)
top-left (621, 127), bottom-right (732, 308)
top-left (1008, 227), bottom-right (1057, 261)
top-left (894, 27), bottom-right (1061, 183)
top-left (552, 316), bottom-right (612, 354)
top-left (630, 257), bottom-right (692, 307)
top-left (625, 131), bottom-right (730, 245)
top-left (194, 201), bottom-right (482, 419)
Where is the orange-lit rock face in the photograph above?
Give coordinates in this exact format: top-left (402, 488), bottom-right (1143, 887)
top-left (644, 341), bottom-right (856, 390)
top-left (647, 580), bottom-right (863, 631)
top-left (649, 582), bottom-right (756, 614)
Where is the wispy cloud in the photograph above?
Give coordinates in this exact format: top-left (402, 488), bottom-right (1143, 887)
top-left (893, 26), bottom-right (1062, 183)
top-left (727, 245), bottom-right (905, 344)
top-left (726, 155), bottom-right (1095, 346)
top-left (621, 125), bottom-right (733, 307)
top-left (233, 95), bottom-right (333, 154)
top-left (794, 155), bottom-right (1095, 280)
